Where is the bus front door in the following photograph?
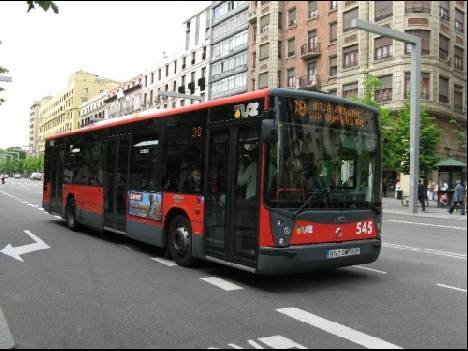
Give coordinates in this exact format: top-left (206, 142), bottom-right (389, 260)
top-left (104, 139), bottom-right (130, 233)
top-left (205, 126), bottom-right (260, 268)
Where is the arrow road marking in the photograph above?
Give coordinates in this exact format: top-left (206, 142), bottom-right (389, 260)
top-left (0, 230), bottom-right (50, 262)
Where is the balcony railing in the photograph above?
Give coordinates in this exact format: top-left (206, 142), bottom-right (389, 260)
top-left (300, 43), bottom-right (321, 59)
top-left (439, 95), bottom-right (449, 103)
top-left (405, 5), bottom-right (431, 14)
top-left (298, 74), bottom-right (321, 89)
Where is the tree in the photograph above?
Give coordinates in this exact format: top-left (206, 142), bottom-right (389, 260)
top-left (393, 100), bottom-right (442, 176)
top-left (350, 75), bottom-right (399, 172)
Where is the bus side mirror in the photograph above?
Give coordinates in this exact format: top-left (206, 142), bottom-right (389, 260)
top-left (262, 119), bottom-right (277, 144)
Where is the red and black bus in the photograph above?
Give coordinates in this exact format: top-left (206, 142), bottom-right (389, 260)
top-left (43, 88), bottom-right (381, 275)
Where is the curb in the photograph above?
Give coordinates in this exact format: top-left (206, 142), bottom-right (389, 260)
top-left (383, 210), bottom-right (467, 222)
top-left (0, 306), bottom-right (15, 349)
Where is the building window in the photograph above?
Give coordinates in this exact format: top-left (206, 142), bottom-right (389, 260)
top-left (454, 85), bottom-right (464, 110)
top-left (329, 56), bottom-right (337, 76)
top-left (343, 44), bottom-right (358, 68)
top-left (374, 37), bottom-right (393, 60)
top-left (182, 57), bottom-right (187, 69)
top-left (405, 1), bottom-right (430, 14)
top-left (287, 37), bottom-right (296, 58)
top-left (329, 22), bottom-right (337, 43)
top-left (439, 1), bottom-right (450, 21)
top-left (308, 1), bottom-right (318, 19)
top-left (278, 41), bottom-right (282, 59)
top-left (375, 1), bottom-right (393, 21)
top-left (202, 46), bottom-right (206, 60)
top-left (158, 69), bottom-right (161, 80)
top-left (277, 71), bottom-right (282, 87)
top-left (343, 82), bottom-right (358, 99)
top-left (375, 75), bottom-right (393, 102)
top-left (330, 1), bottom-right (337, 11)
top-left (439, 76), bottom-right (449, 103)
top-left (405, 30), bottom-right (430, 55)
top-left (191, 52), bottom-right (196, 65)
top-left (278, 12), bottom-right (283, 30)
top-left (454, 46), bottom-right (464, 71)
top-left (259, 72), bottom-right (269, 89)
top-left (260, 43), bottom-right (269, 61)
top-left (165, 64), bottom-right (169, 77)
top-left (174, 61), bottom-right (177, 74)
top-left (455, 9), bottom-right (464, 33)
top-left (287, 68), bottom-right (295, 87)
top-left (404, 72), bottom-right (430, 99)
top-left (151, 73), bottom-right (154, 84)
top-left (260, 14), bottom-right (270, 33)
top-left (343, 8), bottom-right (358, 32)
top-left (439, 35), bottom-right (449, 60)
top-left (288, 8), bottom-right (296, 27)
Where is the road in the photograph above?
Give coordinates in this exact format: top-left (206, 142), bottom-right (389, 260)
top-left (0, 179), bottom-right (466, 349)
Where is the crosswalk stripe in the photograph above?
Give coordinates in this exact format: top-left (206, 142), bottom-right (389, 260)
top-left (277, 308), bottom-right (402, 349)
top-left (200, 277), bottom-right (243, 291)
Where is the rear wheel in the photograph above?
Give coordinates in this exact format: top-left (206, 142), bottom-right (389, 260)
top-left (66, 198), bottom-right (79, 231)
top-left (168, 215), bottom-right (194, 266)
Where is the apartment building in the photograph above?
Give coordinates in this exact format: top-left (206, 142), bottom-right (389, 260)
top-left (37, 71), bottom-right (119, 152)
top-left (140, 6), bottom-right (211, 111)
top-left (103, 75), bottom-right (143, 120)
top-left (247, 0), bottom-right (467, 165)
top-left (28, 98), bottom-right (50, 156)
top-left (209, 1), bottom-right (250, 99)
top-left (80, 91), bottom-right (109, 128)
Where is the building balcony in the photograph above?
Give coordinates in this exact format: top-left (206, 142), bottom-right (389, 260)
top-left (300, 43), bottom-right (321, 60)
top-left (298, 74), bottom-right (321, 90)
top-left (248, 11), bottom-right (257, 23)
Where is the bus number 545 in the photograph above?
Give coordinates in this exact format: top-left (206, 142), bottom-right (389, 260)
top-left (356, 221), bottom-right (373, 235)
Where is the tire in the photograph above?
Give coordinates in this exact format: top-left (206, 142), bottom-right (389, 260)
top-left (167, 215), bottom-right (194, 266)
top-left (66, 198), bottom-right (79, 231)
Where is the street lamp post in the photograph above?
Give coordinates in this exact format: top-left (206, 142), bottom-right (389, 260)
top-left (351, 19), bottom-right (421, 214)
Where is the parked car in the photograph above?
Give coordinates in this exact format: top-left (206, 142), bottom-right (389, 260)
top-left (30, 172), bottom-right (43, 181)
top-left (14, 174), bottom-right (21, 179)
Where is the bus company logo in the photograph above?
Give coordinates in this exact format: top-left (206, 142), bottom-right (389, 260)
top-left (297, 225), bottom-right (314, 235)
top-left (335, 227), bottom-right (343, 238)
top-left (173, 194), bottom-right (184, 203)
top-left (129, 192), bottom-right (143, 202)
top-left (233, 102), bottom-right (260, 119)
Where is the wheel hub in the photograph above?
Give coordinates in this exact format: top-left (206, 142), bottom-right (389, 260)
top-left (173, 226), bottom-right (190, 254)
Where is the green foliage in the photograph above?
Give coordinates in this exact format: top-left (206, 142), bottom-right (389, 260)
top-left (393, 100), bottom-right (442, 176)
top-left (350, 75), bottom-right (398, 171)
top-left (0, 148), bottom-right (43, 175)
top-left (26, 1), bottom-right (59, 14)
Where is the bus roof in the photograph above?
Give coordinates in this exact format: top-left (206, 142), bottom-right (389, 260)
top-left (47, 88), bottom-right (378, 141)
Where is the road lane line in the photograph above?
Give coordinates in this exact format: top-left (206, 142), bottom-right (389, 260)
top-left (200, 277), bottom-right (243, 291)
top-left (436, 284), bottom-right (467, 293)
top-left (227, 344), bottom-right (243, 349)
top-left (385, 219), bottom-right (466, 231)
top-left (277, 308), bottom-right (402, 349)
top-left (150, 257), bottom-right (177, 266)
top-left (247, 339), bottom-right (264, 349)
top-left (383, 243), bottom-right (466, 260)
top-left (352, 265), bottom-right (388, 275)
top-left (257, 336), bottom-right (307, 349)
top-left (53, 215), bottom-right (62, 219)
top-left (0, 306), bottom-right (15, 349)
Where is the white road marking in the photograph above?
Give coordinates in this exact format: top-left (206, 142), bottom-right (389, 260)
top-left (120, 245), bottom-right (133, 251)
top-left (385, 219), bottom-right (466, 231)
top-left (227, 344), bottom-right (243, 349)
top-left (0, 230), bottom-right (50, 262)
top-left (53, 215), bottom-right (62, 219)
top-left (277, 308), bottom-right (402, 349)
top-left (257, 336), bottom-right (307, 349)
top-left (0, 305), bottom-right (15, 349)
top-left (436, 284), bottom-right (467, 293)
top-left (383, 243), bottom-right (466, 260)
top-left (352, 265), bottom-right (387, 275)
top-left (150, 257), bottom-right (177, 266)
top-left (246, 339), bottom-right (264, 349)
top-left (200, 277), bottom-right (243, 291)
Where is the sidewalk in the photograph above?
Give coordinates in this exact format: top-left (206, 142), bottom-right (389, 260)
top-left (382, 197), bottom-right (467, 221)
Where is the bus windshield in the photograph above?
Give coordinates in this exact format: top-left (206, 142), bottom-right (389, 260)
top-left (266, 96), bottom-right (380, 210)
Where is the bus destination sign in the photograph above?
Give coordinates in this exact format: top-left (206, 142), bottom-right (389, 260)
top-left (293, 99), bottom-right (368, 129)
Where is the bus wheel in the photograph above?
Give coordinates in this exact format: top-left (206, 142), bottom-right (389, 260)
top-left (168, 215), bottom-right (194, 266)
top-left (66, 198), bottom-right (79, 231)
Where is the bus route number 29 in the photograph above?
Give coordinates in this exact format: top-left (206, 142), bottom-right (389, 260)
top-left (356, 221), bottom-right (373, 235)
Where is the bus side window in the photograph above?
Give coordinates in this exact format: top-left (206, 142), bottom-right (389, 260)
top-left (129, 133), bottom-right (160, 192)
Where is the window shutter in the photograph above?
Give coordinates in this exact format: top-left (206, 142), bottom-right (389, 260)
top-left (375, 36), bottom-right (392, 48)
top-left (379, 75), bottom-right (393, 89)
top-left (439, 35), bottom-right (449, 51)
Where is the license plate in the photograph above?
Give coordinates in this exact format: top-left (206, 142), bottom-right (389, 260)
top-left (327, 248), bottom-right (360, 259)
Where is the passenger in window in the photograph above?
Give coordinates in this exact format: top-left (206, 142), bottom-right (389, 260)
top-left (237, 143), bottom-right (258, 201)
top-left (183, 166), bottom-right (202, 193)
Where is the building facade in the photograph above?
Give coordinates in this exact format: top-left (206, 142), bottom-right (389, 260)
top-left (209, 1), bottom-right (250, 99)
top-left (80, 91), bottom-right (109, 128)
top-left (29, 101), bottom-right (42, 156)
top-left (247, 0), bottom-right (467, 167)
top-left (37, 71), bottom-right (119, 152)
top-left (140, 6), bottom-right (211, 111)
top-left (103, 75), bottom-right (143, 120)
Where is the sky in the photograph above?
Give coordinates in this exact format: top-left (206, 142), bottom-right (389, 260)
top-left (0, 1), bottom-right (211, 149)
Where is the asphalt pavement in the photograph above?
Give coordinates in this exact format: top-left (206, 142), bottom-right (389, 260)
top-left (0, 179), bottom-right (466, 349)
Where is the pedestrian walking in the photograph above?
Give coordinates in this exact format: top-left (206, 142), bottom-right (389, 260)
top-left (427, 178), bottom-right (435, 201)
top-left (1, 173), bottom-right (5, 184)
top-left (395, 180), bottom-right (401, 199)
top-left (418, 179), bottom-right (426, 212)
top-left (448, 179), bottom-right (465, 215)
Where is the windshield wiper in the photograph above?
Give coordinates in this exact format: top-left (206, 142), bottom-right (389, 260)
top-left (293, 190), bottom-right (330, 218)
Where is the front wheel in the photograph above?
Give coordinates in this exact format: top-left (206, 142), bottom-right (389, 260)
top-left (168, 215), bottom-right (194, 266)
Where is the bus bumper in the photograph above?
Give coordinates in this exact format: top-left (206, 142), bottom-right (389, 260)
top-left (257, 239), bottom-right (381, 276)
